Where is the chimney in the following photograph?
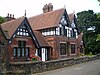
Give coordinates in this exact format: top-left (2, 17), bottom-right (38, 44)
top-left (43, 3), bottom-right (53, 13)
top-left (10, 14), bottom-right (12, 18)
top-left (5, 13), bottom-right (15, 22)
top-left (13, 14), bottom-right (14, 18)
top-left (48, 3), bottom-right (53, 12)
top-left (7, 13), bottom-right (9, 17)
top-left (43, 4), bottom-right (48, 13)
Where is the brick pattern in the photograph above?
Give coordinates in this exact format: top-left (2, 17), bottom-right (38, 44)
top-left (8, 36), bottom-right (36, 62)
top-left (46, 34), bottom-right (83, 60)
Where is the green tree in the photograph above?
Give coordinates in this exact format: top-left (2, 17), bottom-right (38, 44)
top-left (96, 34), bottom-right (100, 41)
top-left (77, 10), bottom-right (100, 54)
top-left (0, 16), bottom-right (5, 24)
top-left (77, 10), bottom-right (96, 32)
top-left (98, 0), bottom-right (100, 5)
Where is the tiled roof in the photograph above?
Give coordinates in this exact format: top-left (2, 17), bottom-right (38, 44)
top-left (28, 8), bottom-right (65, 30)
top-left (68, 13), bottom-right (75, 23)
top-left (34, 31), bottom-right (50, 47)
top-left (1, 16), bottom-right (25, 39)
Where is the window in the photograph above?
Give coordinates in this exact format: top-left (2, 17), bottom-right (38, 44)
top-left (26, 48), bottom-right (29, 56)
top-left (71, 29), bottom-right (76, 38)
top-left (18, 48), bottom-right (20, 56)
top-left (13, 47), bottom-right (17, 57)
top-left (41, 28), bottom-right (56, 36)
top-left (22, 48), bottom-right (25, 56)
top-left (60, 43), bottom-right (66, 55)
top-left (18, 41), bottom-right (26, 47)
top-left (13, 41), bottom-right (29, 57)
top-left (71, 44), bottom-right (76, 54)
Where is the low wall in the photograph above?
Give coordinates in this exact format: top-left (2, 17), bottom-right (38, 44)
top-left (3, 54), bottom-right (100, 74)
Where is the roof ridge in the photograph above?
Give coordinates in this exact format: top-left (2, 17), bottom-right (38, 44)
top-left (29, 8), bottom-right (65, 19)
top-left (1, 16), bottom-right (25, 25)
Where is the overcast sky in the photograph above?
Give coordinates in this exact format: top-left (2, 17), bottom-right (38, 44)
top-left (0, 0), bottom-right (99, 18)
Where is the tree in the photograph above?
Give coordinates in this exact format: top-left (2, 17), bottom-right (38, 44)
top-left (0, 16), bottom-right (5, 24)
top-left (96, 34), bottom-right (100, 41)
top-left (77, 10), bottom-right (100, 54)
top-left (77, 10), bottom-right (96, 32)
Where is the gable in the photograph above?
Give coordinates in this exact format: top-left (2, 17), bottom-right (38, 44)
top-left (59, 11), bottom-right (70, 27)
top-left (1, 16), bottom-right (25, 39)
top-left (8, 17), bottom-right (40, 48)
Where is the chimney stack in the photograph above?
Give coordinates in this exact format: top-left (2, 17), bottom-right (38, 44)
top-left (43, 3), bottom-right (53, 13)
top-left (5, 13), bottom-right (15, 22)
top-left (48, 3), bottom-right (53, 12)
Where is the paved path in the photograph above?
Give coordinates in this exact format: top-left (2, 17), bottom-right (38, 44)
top-left (32, 59), bottom-right (100, 75)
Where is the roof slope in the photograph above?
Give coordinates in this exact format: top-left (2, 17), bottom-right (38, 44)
top-left (28, 8), bottom-right (65, 30)
top-left (34, 31), bottom-right (50, 47)
top-left (1, 16), bottom-right (25, 39)
top-left (68, 13), bottom-right (75, 23)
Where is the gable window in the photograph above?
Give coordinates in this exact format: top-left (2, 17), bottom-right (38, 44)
top-left (60, 43), bottom-right (66, 55)
top-left (71, 44), bottom-right (76, 54)
top-left (13, 41), bottom-right (29, 57)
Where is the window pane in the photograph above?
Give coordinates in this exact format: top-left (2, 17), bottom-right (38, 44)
top-left (18, 48), bottom-right (20, 56)
top-left (60, 43), bottom-right (66, 55)
top-left (13, 47), bottom-right (17, 57)
top-left (26, 48), bottom-right (29, 56)
top-left (22, 48), bottom-right (24, 56)
top-left (71, 44), bottom-right (75, 54)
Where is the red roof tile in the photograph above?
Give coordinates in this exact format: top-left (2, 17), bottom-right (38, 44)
top-left (1, 16), bottom-right (25, 39)
top-left (34, 31), bottom-right (50, 47)
top-left (28, 8), bottom-right (65, 30)
top-left (68, 13), bottom-right (75, 23)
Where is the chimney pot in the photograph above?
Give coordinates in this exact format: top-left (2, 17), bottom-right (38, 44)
top-left (10, 14), bottom-right (12, 18)
top-left (48, 3), bottom-right (53, 12)
top-left (43, 4), bottom-right (49, 13)
top-left (13, 15), bottom-right (14, 18)
top-left (7, 13), bottom-right (9, 17)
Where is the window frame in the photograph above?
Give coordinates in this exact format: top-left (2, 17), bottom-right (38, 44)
top-left (60, 42), bottom-right (67, 55)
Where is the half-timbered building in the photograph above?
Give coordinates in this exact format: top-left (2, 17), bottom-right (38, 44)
top-left (0, 3), bottom-right (84, 62)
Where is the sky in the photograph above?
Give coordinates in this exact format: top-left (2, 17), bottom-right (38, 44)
top-left (0, 0), bottom-right (99, 18)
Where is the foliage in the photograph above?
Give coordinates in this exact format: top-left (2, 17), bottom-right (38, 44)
top-left (29, 55), bottom-right (41, 61)
top-left (0, 16), bottom-right (5, 24)
top-left (77, 10), bottom-right (100, 54)
top-left (96, 34), bottom-right (100, 41)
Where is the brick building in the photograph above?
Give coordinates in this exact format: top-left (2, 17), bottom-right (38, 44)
top-left (0, 4), bottom-right (84, 62)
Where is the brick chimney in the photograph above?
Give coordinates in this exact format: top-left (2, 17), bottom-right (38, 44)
top-left (48, 3), bottom-right (53, 12)
top-left (43, 3), bottom-right (53, 13)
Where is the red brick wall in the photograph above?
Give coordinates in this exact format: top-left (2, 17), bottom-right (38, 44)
top-left (0, 29), bottom-right (7, 62)
top-left (8, 36), bottom-right (36, 61)
top-left (46, 35), bottom-right (82, 59)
